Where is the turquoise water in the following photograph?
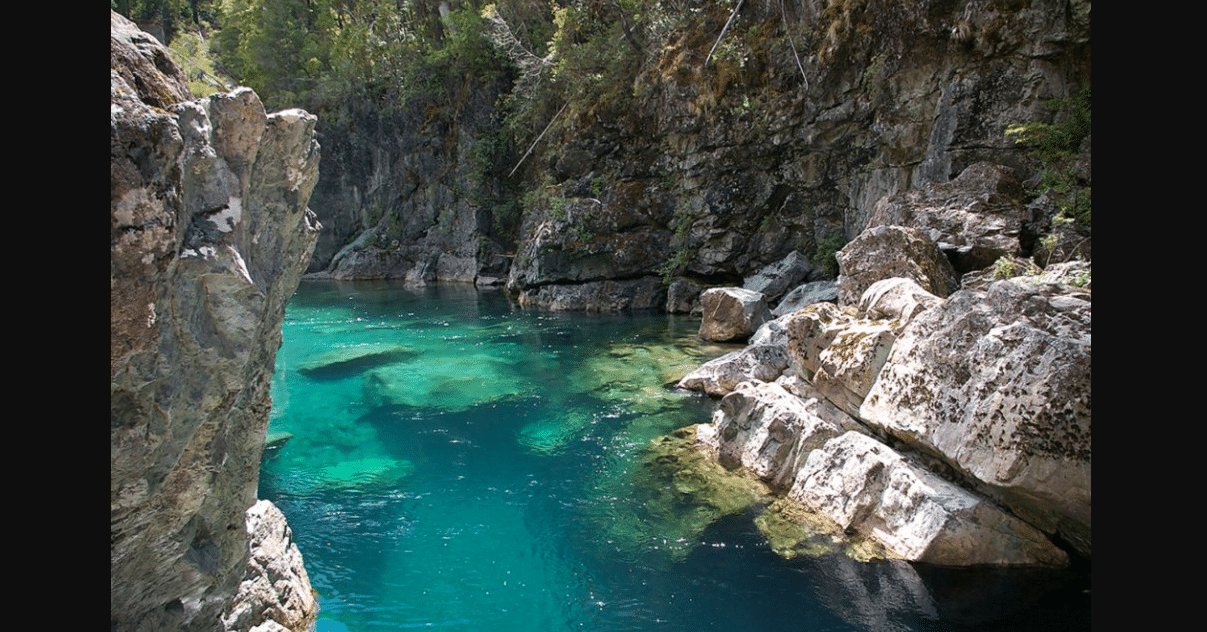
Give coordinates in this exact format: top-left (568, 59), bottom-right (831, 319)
top-left (261, 280), bottom-right (1090, 632)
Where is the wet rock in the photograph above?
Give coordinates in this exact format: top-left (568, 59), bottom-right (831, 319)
top-left (515, 277), bottom-right (666, 312)
top-left (666, 277), bottom-right (704, 314)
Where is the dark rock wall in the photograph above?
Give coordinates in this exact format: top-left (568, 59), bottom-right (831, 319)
top-left (310, 0), bottom-right (1089, 310)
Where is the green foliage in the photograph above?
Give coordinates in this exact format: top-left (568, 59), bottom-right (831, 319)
top-left (990, 255), bottom-right (1040, 280)
top-left (167, 29), bottom-right (232, 97)
top-left (1065, 267), bottom-right (1091, 288)
top-left (1006, 87), bottom-right (1091, 226)
top-left (114, 0), bottom-right (217, 43)
top-left (659, 204), bottom-right (697, 284)
top-left (812, 234), bottom-right (847, 279)
top-left (210, 0), bottom-right (333, 110)
top-left (208, 0), bottom-right (508, 112)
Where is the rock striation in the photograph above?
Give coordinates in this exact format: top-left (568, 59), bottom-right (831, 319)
top-left (111, 12), bottom-right (319, 632)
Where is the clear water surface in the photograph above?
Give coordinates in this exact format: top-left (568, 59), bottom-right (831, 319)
top-left (261, 280), bottom-right (1090, 632)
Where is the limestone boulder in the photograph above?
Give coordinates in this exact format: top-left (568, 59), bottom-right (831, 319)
top-left (785, 303), bottom-right (899, 418)
top-left (771, 281), bottom-right (838, 317)
top-left (699, 287), bottom-right (773, 342)
top-left (835, 226), bottom-right (959, 307)
top-left (696, 380), bottom-right (851, 491)
top-left (788, 432), bottom-right (1068, 566)
top-left (860, 278), bottom-right (1091, 558)
top-left (677, 345), bottom-right (790, 396)
top-left (867, 163), bottom-right (1032, 272)
top-left (857, 277), bottom-right (942, 326)
top-left (743, 250), bottom-right (814, 303)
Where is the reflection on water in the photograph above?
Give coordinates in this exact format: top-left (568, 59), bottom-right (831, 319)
top-left (262, 280), bottom-right (1090, 632)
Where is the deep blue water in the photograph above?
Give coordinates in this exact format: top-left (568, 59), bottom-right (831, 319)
top-left (260, 280), bottom-right (1090, 632)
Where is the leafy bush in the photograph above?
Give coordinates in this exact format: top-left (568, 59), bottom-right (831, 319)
top-left (813, 234), bottom-right (847, 279)
top-left (1006, 87), bottom-right (1091, 226)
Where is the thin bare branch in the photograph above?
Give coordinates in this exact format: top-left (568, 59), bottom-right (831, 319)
top-left (510, 101), bottom-right (570, 178)
top-left (705, 0), bottom-right (745, 66)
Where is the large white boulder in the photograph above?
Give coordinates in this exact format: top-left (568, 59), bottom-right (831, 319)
top-left (860, 278), bottom-right (1091, 558)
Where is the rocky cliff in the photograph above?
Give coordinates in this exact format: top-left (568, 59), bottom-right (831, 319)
top-left (111, 12), bottom-right (320, 632)
top-left (307, 0), bottom-right (1089, 313)
top-left (678, 185), bottom-right (1089, 564)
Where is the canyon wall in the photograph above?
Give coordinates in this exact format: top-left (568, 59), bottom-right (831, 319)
top-left (310, 0), bottom-right (1090, 312)
top-left (111, 12), bottom-right (320, 631)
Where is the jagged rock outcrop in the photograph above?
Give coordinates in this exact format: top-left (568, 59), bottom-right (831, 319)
top-left (786, 302), bottom-right (902, 418)
top-left (221, 501), bottom-right (318, 632)
top-left (835, 225), bottom-right (960, 307)
top-left (867, 162), bottom-right (1033, 272)
top-left (743, 250), bottom-right (816, 304)
top-left (771, 281), bottom-right (838, 316)
top-left (695, 379), bottom-right (1067, 566)
top-left (682, 251), bottom-right (1090, 565)
top-left (111, 12), bottom-right (319, 632)
top-left (861, 277), bottom-right (1091, 558)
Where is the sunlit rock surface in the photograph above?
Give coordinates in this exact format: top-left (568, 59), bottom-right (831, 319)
top-left (698, 287), bottom-right (773, 342)
top-left (111, 11), bottom-right (319, 631)
top-left (835, 226), bottom-right (960, 307)
top-left (861, 278), bottom-right (1091, 558)
top-left (788, 432), bottom-right (1067, 566)
top-left (867, 162), bottom-right (1033, 272)
top-left (684, 256), bottom-right (1090, 565)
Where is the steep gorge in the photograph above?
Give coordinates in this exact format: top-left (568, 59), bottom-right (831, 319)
top-left (309, 0), bottom-right (1090, 309)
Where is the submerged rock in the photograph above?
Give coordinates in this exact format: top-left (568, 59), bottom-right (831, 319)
top-left (296, 344), bottom-right (418, 380)
top-left (596, 428), bottom-right (771, 563)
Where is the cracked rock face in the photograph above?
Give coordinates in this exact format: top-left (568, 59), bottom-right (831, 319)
top-left (860, 278), bottom-right (1091, 558)
top-left (111, 11), bottom-right (320, 632)
top-left (685, 265), bottom-right (1089, 565)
